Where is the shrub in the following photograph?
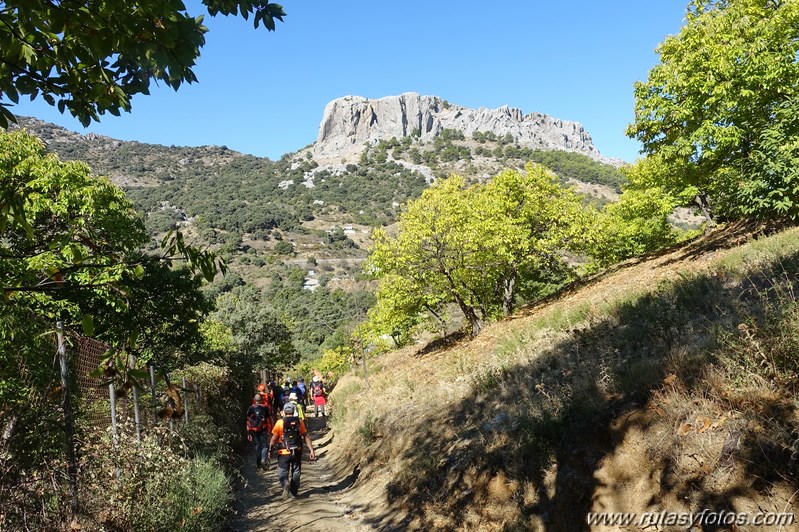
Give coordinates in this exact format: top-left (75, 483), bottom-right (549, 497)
top-left (79, 430), bottom-right (232, 531)
top-left (273, 241), bottom-right (293, 255)
top-left (357, 415), bottom-right (378, 444)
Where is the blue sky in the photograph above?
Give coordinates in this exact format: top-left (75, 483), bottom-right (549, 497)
top-left (12, 1), bottom-right (689, 163)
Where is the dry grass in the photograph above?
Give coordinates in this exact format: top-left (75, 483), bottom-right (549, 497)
top-left (328, 221), bottom-right (799, 531)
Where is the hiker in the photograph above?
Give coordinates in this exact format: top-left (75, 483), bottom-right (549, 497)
top-left (310, 375), bottom-right (327, 417)
top-left (246, 393), bottom-right (270, 469)
top-left (297, 377), bottom-right (307, 405)
top-left (254, 383), bottom-right (268, 405)
top-left (269, 402), bottom-right (315, 500)
top-left (289, 379), bottom-right (301, 400)
top-left (254, 384), bottom-right (274, 427)
top-left (281, 385), bottom-right (291, 408)
top-left (270, 381), bottom-right (284, 418)
top-left (288, 392), bottom-right (305, 420)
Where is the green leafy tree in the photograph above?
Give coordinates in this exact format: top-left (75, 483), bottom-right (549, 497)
top-left (367, 164), bottom-right (591, 336)
top-left (363, 273), bottom-right (442, 346)
top-left (0, 129), bottom-right (223, 381)
top-left (0, 130), bottom-right (147, 320)
top-left (626, 0), bottom-right (799, 222)
top-left (0, 130), bottom-right (223, 522)
top-left (273, 240), bottom-right (294, 255)
top-left (0, 130), bottom-right (231, 531)
top-left (368, 176), bottom-right (477, 333)
top-left (199, 319), bottom-right (236, 354)
top-left (478, 165), bottom-right (591, 315)
top-left (315, 346), bottom-right (352, 380)
top-left (738, 99), bottom-right (799, 219)
top-left (586, 186), bottom-right (681, 269)
top-left (213, 285), bottom-right (298, 371)
top-left (89, 261), bottom-right (213, 370)
top-left (0, 0), bottom-right (286, 126)
top-left (326, 226), bottom-right (349, 244)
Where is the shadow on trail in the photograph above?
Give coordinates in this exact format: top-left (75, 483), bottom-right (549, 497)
top-left (305, 414), bottom-right (329, 434)
top-left (227, 413), bottom-right (368, 532)
top-left (346, 242), bottom-right (799, 531)
top-left (302, 465), bottom-right (361, 498)
top-left (313, 435), bottom-right (334, 450)
top-left (287, 514), bottom-right (347, 532)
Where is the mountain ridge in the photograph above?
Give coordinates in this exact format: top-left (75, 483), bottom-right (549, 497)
top-left (9, 97), bottom-right (631, 252)
top-left (314, 92), bottom-right (624, 167)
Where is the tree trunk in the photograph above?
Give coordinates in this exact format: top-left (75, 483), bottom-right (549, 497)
top-left (695, 193), bottom-right (715, 230)
top-left (502, 272), bottom-right (517, 317)
top-left (454, 295), bottom-right (483, 336)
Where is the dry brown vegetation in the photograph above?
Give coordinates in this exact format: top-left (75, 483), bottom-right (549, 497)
top-left (325, 221), bottom-right (799, 531)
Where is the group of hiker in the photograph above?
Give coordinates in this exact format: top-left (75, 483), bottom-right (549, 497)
top-left (245, 375), bottom-right (328, 500)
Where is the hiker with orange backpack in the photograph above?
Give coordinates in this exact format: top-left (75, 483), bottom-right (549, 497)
top-left (268, 402), bottom-right (315, 499)
top-left (246, 393), bottom-right (271, 469)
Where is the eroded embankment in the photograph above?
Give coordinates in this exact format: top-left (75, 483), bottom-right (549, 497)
top-left (326, 222), bottom-right (799, 531)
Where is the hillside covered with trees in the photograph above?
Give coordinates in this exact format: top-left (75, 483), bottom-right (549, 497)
top-left (11, 113), bottom-right (632, 365)
top-left (4, 0), bottom-right (799, 529)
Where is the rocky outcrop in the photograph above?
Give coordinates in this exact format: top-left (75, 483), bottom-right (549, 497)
top-left (314, 92), bottom-right (620, 165)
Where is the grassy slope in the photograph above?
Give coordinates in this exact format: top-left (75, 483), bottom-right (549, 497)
top-left (327, 221), bottom-right (799, 531)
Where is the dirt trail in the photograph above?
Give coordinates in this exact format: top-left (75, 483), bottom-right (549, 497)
top-left (228, 414), bottom-right (374, 532)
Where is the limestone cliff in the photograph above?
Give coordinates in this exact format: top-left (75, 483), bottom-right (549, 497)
top-left (313, 92), bottom-right (620, 165)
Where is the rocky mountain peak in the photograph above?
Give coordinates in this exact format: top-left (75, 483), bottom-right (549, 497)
top-left (313, 92), bottom-right (621, 166)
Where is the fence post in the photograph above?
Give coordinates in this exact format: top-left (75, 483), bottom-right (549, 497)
top-left (130, 354), bottom-right (141, 442)
top-left (195, 384), bottom-right (201, 415)
top-left (108, 368), bottom-right (121, 480)
top-left (108, 380), bottom-right (118, 443)
top-left (149, 365), bottom-right (157, 426)
top-left (56, 321), bottom-right (78, 514)
top-left (182, 376), bottom-right (189, 427)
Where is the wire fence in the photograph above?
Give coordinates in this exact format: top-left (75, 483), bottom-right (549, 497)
top-left (73, 336), bottom-right (112, 427)
top-left (0, 327), bottom-right (218, 531)
top-left (70, 333), bottom-right (204, 438)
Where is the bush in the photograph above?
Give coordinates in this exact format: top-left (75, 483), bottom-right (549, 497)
top-left (587, 187), bottom-right (684, 268)
top-left (78, 430), bottom-right (233, 531)
top-left (173, 414), bottom-right (236, 465)
top-left (146, 210), bottom-right (181, 234)
top-left (357, 415), bottom-right (378, 444)
top-left (274, 240), bottom-right (293, 255)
